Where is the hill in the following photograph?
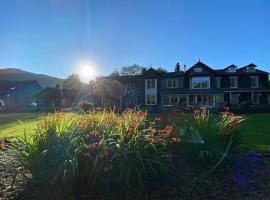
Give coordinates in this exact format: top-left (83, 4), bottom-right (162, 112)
top-left (0, 68), bottom-right (64, 88)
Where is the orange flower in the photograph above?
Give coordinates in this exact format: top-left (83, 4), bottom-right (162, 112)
top-left (104, 163), bottom-right (113, 172)
top-left (165, 125), bottom-right (173, 137)
top-left (0, 140), bottom-right (6, 150)
top-left (130, 122), bottom-right (138, 128)
top-left (90, 129), bottom-right (99, 137)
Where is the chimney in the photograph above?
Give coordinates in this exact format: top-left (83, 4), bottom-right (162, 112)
top-left (184, 65), bottom-right (186, 72)
top-left (175, 62), bottom-right (180, 72)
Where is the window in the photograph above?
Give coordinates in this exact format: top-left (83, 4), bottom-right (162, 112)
top-left (216, 77), bottom-right (221, 88)
top-left (194, 67), bottom-right (203, 72)
top-left (253, 94), bottom-right (260, 104)
top-left (128, 97), bottom-right (137, 105)
top-left (228, 68), bottom-right (236, 73)
top-left (146, 79), bottom-right (156, 89)
top-left (170, 96), bottom-right (179, 105)
top-left (230, 94), bottom-right (239, 104)
top-left (229, 77), bottom-right (238, 88)
top-left (127, 83), bottom-right (135, 93)
top-left (268, 95), bottom-right (270, 104)
top-left (246, 67), bottom-right (255, 72)
top-left (146, 95), bottom-right (156, 105)
top-left (162, 97), bottom-right (170, 105)
top-left (191, 77), bottom-right (210, 89)
top-left (250, 77), bottom-right (259, 88)
top-left (167, 79), bottom-right (178, 88)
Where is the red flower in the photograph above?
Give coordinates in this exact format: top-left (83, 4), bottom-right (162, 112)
top-left (171, 137), bottom-right (181, 143)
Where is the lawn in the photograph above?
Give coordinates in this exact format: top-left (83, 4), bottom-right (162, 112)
top-left (0, 112), bottom-right (270, 152)
top-left (0, 112), bottom-right (45, 138)
top-left (239, 113), bottom-right (270, 152)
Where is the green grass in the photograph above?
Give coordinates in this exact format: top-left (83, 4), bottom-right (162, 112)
top-left (239, 113), bottom-right (270, 152)
top-left (0, 112), bottom-right (270, 152)
top-left (0, 112), bottom-right (45, 138)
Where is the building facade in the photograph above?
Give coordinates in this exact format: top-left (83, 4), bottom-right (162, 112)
top-left (97, 61), bottom-right (270, 111)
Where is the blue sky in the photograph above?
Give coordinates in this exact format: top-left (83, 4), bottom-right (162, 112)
top-left (0, 0), bottom-right (269, 81)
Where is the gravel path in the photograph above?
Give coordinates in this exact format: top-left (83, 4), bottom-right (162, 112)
top-left (0, 148), bottom-right (30, 200)
top-left (1, 148), bottom-right (270, 200)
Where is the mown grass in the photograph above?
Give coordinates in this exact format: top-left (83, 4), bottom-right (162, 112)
top-left (0, 112), bottom-right (270, 152)
top-left (239, 113), bottom-right (270, 152)
top-left (0, 113), bottom-right (45, 138)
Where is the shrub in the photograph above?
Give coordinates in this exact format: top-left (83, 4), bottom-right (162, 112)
top-left (180, 108), bottom-right (245, 165)
top-left (12, 110), bottom-right (173, 199)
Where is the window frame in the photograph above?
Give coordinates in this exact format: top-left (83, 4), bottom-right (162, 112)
top-left (191, 76), bottom-right (210, 89)
top-left (127, 82), bottom-right (136, 93)
top-left (229, 77), bottom-right (238, 88)
top-left (194, 67), bottom-right (203, 73)
top-left (146, 79), bottom-right (156, 89)
top-left (250, 76), bottom-right (259, 88)
top-left (146, 94), bottom-right (157, 105)
top-left (228, 68), bottom-right (236, 73)
top-left (246, 67), bottom-right (255, 73)
top-left (167, 79), bottom-right (178, 88)
top-left (216, 77), bottom-right (221, 88)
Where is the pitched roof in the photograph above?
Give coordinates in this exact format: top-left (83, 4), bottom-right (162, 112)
top-left (0, 80), bottom-right (41, 94)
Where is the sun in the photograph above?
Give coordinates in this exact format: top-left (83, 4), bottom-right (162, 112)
top-left (79, 65), bottom-right (96, 82)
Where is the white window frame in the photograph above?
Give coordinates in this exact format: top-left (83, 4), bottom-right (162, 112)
top-left (194, 67), bottom-right (203, 73)
top-left (146, 94), bottom-right (157, 105)
top-left (250, 76), bottom-right (259, 88)
top-left (167, 79), bottom-right (178, 88)
top-left (127, 82), bottom-right (136, 93)
top-left (229, 77), bottom-right (238, 88)
top-left (191, 76), bottom-right (210, 89)
top-left (228, 68), bottom-right (236, 73)
top-left (216, 77), bottom-right (221, 88)
top-left (146, 79), bottom-right (156, 89)
top-left (246, 67), bottom-right (255, 72)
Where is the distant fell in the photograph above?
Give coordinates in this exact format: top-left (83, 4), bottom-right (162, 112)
top-left (0, 68), bottom-right (64, 88)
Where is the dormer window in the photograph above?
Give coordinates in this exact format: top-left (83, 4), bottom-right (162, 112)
top-left (194, 67), bottom-right (203, 73)
top-left (246, 67), bottom-right (255, 72)
top-left (228, 68), bottom-right (236, 73)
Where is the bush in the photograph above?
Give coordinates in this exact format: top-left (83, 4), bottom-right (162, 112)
top-left (12, 110), bottom-right (174, 199)
top-left (180, 108), bottom-right (245, 166)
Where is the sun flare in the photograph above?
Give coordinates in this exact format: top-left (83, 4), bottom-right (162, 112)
top-left (79, 64), bottom-right (97, 82)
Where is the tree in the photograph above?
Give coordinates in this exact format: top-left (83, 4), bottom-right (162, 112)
top-left (155, 67), bottom-right (167, 74)
top-left (63, 73), bottom-right (82, 90)
top-left (118, 64), bottom-right (144, 76)
top-left (110, 69), bottom-right (120, 76)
